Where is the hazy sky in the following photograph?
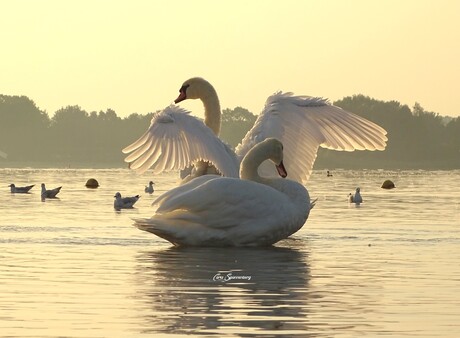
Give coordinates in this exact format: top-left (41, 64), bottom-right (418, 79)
top-left (2, 0), bottom-right (459, 118)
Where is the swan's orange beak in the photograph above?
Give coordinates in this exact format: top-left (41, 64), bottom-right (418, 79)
top-left (276, 161), bottom-right (287, 178)
top-left (174, 91), bottom-right (186, 103)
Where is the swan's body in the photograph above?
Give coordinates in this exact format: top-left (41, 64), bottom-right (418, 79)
top-left (123, 77), bottom-right (387, 185)
top-left (9, 183), bottom-right (34, 193)
top-left (145, 181), bottom-right (155, 194)
top-left (134, 138), bottom-right (313, 247)
top-left (41, 184), bottom-right (61, 199)
top-left (349, 187), bottom-right (363, 204)
top-left (114, 192), bottom-right (140, 209)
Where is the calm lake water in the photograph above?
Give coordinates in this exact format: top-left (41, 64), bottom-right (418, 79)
top-left (0, 168), bottom-right (459, 337)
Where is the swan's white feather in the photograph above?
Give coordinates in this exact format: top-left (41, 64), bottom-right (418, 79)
top-left (122, 105), bottom-right (239, 177)
top-left (152, 175), bottom-right (220, 207)
top-left (235, 92), bottom-right (388, 184)
top-left (153, 178), bottom-right (300, 227)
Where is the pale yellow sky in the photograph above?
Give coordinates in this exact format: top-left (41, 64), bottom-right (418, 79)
top-left (1, 0), bottom-right (459, 118)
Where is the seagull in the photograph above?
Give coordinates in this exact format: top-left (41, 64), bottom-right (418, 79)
top-left (144, 181), bottom-right (155, 194)
top-left (9, 183), bottom-right (34, 193)
top-left (41, 183), bottom-right (62, 199)
top-left (114, 192), bottom-right (140, 210)
top-left (349, 187), bottom-right (363, 204)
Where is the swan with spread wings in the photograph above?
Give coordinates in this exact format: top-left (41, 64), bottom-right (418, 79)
top-left (123, 77), bottom-right (387, 185)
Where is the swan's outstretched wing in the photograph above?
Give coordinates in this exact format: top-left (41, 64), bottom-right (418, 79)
top-left (235, 92), bottom-right (387, 185)
top-left (122, 105), bottom-right (239, 177)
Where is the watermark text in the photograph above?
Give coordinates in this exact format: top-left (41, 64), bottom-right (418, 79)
top-left (213, 272), bottom-right (252, 282)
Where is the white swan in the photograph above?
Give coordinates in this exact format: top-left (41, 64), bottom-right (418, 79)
top-left (9, 183), bottom-right (34, 193)
top-left (114, 192), bottom-right (140, 209)
top-left (123, 77), bottom-right (387, 185)
top-left (134, 138), bottom-right (313, 247)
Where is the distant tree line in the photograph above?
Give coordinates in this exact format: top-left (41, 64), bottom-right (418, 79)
top-left (318, 95), bottom-right (460, 169)
top-left (0, 93), bottom-right (459, 169)
top-left (0, 95), bottom-right (152, 167)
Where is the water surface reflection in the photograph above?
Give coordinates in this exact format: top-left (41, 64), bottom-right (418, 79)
top-left (135, 241), bottom-right (312, 336)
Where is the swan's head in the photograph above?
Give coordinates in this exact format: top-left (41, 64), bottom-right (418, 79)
top-left (356, 187), bottom-right (361, 193)
top-left (240, 138), bottom-right (288, 180)
top-left (261, 138), bottom-right (287, 178)
top-left (149, 181), bottom-right (154, 185)
top-left (114, 192), bottom-right (121, 199)
top-left (8, 184), bottom-right (15, 187)
top-left (41, 183), bottom-right (46, 189)
top-left (174, 77), bottom-right (214, 103)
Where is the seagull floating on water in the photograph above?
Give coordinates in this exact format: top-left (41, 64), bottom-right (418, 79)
top-left (145, 181), bottom-right (155, 194)
top-left (41, 183), bottom-right (62, 199)
top-left (114, 192), bottom-right (140, 210)
top-left (9, 183), bottom-right (34, 193)
top-left (349, 187), bottom-right (363, 204)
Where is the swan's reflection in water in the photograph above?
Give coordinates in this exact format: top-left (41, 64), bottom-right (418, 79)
top-left (135, 240), bottom-right (312, 336)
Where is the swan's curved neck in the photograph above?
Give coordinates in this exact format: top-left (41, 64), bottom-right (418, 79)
top-left (240, 149), bottom-right (268, 184)
top-left (200, 87), bottom-right (221, 136)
